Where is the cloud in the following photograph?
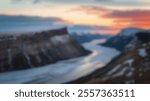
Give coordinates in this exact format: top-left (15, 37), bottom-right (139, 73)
top-left (74, 6), bottom-right (109, 13)
top-left (104, 10), bottom-right (150, 18)
top-left (0, 14), bottom-right (116, 34)
top-left (12, 0), bottom-right (93, 4)
top-left (9, 0), bottom-right (150, 34)
top-left (0, 14), bottom-right (66, 25)
top-left (0, 14), bottom-right (68, 32)
top-left (75, 6), bottom-right (150, 29)
top-left (11, 0), bottom-right (150, 6)
top-left (103, 9), bottom-right (150, 28)
top-left (95, 0), bottom-right (150, 6)
top-left (12, 0), bottom-right (27, 4)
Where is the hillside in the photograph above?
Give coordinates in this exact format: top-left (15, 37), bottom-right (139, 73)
top-left (102, 28), bottom-right (145, 51)
top-left (0, 28), bottom-right (90, 73)
top-left (69, 31), bottom-right (150, 84)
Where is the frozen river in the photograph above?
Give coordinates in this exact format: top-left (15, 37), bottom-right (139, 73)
top-left (0, 40), bottom-right (120, 84)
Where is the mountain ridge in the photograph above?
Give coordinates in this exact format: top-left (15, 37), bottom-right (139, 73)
top-left (68, 30), bottom-right (150, 84)
top-left (102, 28), bottom-right (150, 51)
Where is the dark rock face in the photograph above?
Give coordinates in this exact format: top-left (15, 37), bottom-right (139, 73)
top-left (136, 32), bottom-right (150, 43)
top-left (0, 28), bottom-right (90, 73)
top-left (102, 36), bottom-right (133, 51)
top-left (102, 28), bottom-right (144, 51)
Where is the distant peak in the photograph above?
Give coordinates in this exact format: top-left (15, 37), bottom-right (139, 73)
top-left (118, 28), bottom-right (144, 36)
top-left (122, 27), bottom-right (143, 30)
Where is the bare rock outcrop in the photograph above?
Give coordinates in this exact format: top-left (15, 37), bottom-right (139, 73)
top-left (0, 28), bottom-right (90, 72)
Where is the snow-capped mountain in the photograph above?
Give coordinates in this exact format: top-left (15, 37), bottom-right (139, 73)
top-left (102, 28), bottom-right (149, 51)
top-left (118, 28), bottom-right (144, 37)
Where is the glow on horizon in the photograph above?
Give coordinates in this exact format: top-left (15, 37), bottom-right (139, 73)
top-left (0, 0), bottom-right (150, 35)
top-left (0, 5), bottom-right (113, 26)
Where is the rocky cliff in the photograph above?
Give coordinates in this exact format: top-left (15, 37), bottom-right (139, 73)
top-left (69, 31), bottom-right (150, 84)
top-left (0, 28), bottom-right (90, 73)
top-left (102, 28), bottom-right (145, 51)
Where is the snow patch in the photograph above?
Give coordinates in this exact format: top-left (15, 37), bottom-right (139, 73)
top-left (126, 67), bottom-right (134, 77)
top-left (50, 35), bottom-right (70, 44)
top-left (107, 65), bottom-right (121, 75)
top-left (111, 67), bottom-right (127, 78)
top-left (124, 59), bottom-right (134, 67)
top-left (138, 48), bottom-right (147, 58)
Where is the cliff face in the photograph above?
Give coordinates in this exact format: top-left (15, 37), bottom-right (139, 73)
top-left (102, 28), bottom-right (144, 51)
top-left (0, 28), bottom-right (90, 73)
top-left (94, 32), bottom-right (150, 84)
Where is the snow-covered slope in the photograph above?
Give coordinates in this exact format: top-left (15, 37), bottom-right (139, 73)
top-left (98, 43), bottom-right (150, 84)
top-left (0, 40), bottom-right (120, 84)
top-left (118, 28), bottom-right (144, 37)
top-left (102, 28), bottom-right (149, 51)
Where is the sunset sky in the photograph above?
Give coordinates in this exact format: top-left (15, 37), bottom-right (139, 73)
top-left (0, 0), bottom-right (150, 35)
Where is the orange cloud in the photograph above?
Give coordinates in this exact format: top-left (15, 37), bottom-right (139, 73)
top-left (103, 10), bottom-right (150, 29)
top-left (74, 6), bottom-right (150, 34)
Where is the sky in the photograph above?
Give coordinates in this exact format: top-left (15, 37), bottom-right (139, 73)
top-left (0, 0), bottom-right (150, 35)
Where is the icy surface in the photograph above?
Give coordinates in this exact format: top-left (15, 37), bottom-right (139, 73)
top-left (0, 40), bottom-right (120, 84)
